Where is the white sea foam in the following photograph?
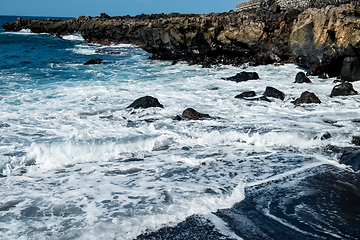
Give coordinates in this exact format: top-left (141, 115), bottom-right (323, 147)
top-left (1, 33), bottom-right (360, 239)
top-left (62, 34), bottom-right (84, 41)
top-left (2, 29), bottom-right (48, 36)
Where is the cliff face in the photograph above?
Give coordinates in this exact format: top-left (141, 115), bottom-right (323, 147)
top-left (2, 10), bottom-right (295, 67)
top-left (290, 2), bottom-right (360, 77)
top-left (2, 2), bottom-right (360, 79)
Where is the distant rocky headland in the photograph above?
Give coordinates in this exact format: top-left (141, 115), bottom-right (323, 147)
top-left (3, 0), bottom-right (360, 80)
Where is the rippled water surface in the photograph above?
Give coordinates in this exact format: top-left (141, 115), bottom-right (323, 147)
top-left (1, 15), bottom-right (359, 240)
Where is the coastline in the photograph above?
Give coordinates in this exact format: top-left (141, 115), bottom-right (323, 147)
top-left (3, 1), bottom-right (360, 81)
top-left (1, 1), bottom-right (360, 239)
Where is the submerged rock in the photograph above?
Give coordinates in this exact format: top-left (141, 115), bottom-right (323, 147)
top-left (330, 82), bottom-right (358, 97)
top-left (84, 57), bottom-right (103, 65)
top-left (292, 91), bottom-right (321, 105)
top-left (95, 48), bottom-right (120, 54)
top-left (182, 108), bottom-right (210, 120)
top-left (235, 91), bottom-right (256, 99)
top-left (263, 86), bottom-right (285, 100)
top-left (222, 72), bottom-right (259, 83)
top-left (126, 96), bottom-right (164, 109)
top-left (294, 72), bottom-right (311, 83)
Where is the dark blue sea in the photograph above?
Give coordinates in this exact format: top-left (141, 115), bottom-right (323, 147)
top-left (1, 15), bottom-right (360, 239)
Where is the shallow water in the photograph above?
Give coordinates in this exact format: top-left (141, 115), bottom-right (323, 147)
top-left (0, 15), bottom-right (359, 240)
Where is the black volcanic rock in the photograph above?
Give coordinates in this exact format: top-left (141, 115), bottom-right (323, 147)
top-left (136, 164), bottom-right (360, 240)
top-left (182, 108), bottom-right (210, 120)
top-left (222, 72), bottom-right (259, 83)
top-left (235, 91), bottom-right (256, 98)
top-left (84, 57), bottom-right (103, 65)
top-left (263, 86), bottom-right (285, 100)
top-left (294, 72), bottom-right (311, 83)
top-left (330, 82), bottom-right (358, 97)
top-left (126, 96), bottom-right (164, 109)
top-left (292, 91), bottom-right (321, 105)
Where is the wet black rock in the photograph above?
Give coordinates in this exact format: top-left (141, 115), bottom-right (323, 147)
top-left (182, 108), bottom-right (210, 120)
top-left (321, 132), bottom-right (332, 140)
top-left (341, 57), bottom-right (360, 82)
top-left (352, 136), bottom-right (360, 146)
top-left (263, 86), bottom-right (285, 100)
top-left (126, 96), bottom-right (164, 109)
top-left (330, 82), bottom-right (358, 97)
top-left (136, 215), bottom-right (233, 240)
top-left (222, 72), bottom-right (259, 83)
top-left (235, 91), bottom-right (256, 98)
top-left (340, 152), bottom-right (360, 171)
top-left (84, 57), bottom-right (103, 65)
top-left (137, 164), bottom-right (360, 240)
top-left (292, 91), bottom-right (321, 105)
top-left (294, 72), bottom-right (311, 83)
top-left (173, 115), bottom-right (182, 121)
top-left (307, 64), bottom-right (325, 76)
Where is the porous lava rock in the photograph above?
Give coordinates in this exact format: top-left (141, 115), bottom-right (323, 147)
top-left (182, 108), bottom-right (210, 120)
top-left (235, 91), bottom-right (256, 98)
top-left (292, 91), bottom-right (321, 105)
top-left (84, 57), bottom-right (103, 65)
top-left (126, 96), bottom-right (164, 109)
top-left (294, 72), bottom-right (311, 83)
top-left (222, 72), bottom-right (259, 83)
top-left (263, 86), bottom-right (285, 100)
top-left (330, 82), bottom-right (358, 97)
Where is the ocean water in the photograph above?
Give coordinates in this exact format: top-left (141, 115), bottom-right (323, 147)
top-left (0, 15), bottom-right (359, 240)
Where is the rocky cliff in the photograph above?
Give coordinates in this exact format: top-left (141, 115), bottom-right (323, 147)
top-left (3, 1), bottom-right (360, 79)
top-left (290, 2), bottom-right (360, 78)
top-left (2, 7), bottom-right (296, 67)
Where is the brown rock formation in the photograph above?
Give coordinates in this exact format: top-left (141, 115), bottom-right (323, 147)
top-left (2, 2), bottom-right (359, 73)
top-left (182, 108), bottom-right (210, 120)
top-left (2, 8), bottom-right (296, 67)
top-left (290, 2), bottom-right (360, 78)
top-left (292, 91), bottom-right (321, 105)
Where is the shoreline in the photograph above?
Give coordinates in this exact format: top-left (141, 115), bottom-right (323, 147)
top-left (2, 1), bottom-right (360, 81)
